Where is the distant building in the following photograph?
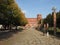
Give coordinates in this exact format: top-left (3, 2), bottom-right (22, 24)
top-left (26, 14), bottom-right (42, 27)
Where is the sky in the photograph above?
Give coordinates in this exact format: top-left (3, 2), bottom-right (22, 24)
top-left (15, 0), bottom-right (60, 18)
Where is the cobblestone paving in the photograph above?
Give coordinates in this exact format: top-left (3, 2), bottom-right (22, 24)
top-left (0, 28), bottom-right (60, 45)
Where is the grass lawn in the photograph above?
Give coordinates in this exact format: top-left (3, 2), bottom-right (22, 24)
top-left (48, 27), bottom-right (60, 36)
top-left (48, 27), bottom-right (60, 32)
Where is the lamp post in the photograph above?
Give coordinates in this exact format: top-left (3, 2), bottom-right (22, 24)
top-left (52, 7), bottom-right (56, 35)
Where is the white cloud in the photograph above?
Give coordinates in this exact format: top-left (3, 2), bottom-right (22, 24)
top-left (22, 10), bottom-right (27, 14)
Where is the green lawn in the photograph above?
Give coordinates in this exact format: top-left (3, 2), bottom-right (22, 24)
top-left (48, 27), bottom-right (60, 32)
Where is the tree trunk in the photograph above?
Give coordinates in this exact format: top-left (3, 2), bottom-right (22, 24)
top-left (16, 26), bottom-right (17, 30)
top-left (9, 25), bottom-right (11, 30)
top-left (4, 25), bottom-right (6, 30)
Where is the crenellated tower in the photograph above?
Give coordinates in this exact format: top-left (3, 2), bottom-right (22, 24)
top-left (37, 14), bottom-right (42, 22)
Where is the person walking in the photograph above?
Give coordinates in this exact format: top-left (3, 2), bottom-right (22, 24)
top-left (43, 24), bottom-right (46, 36)
top-left (46, 23), bottom-right (49, 37)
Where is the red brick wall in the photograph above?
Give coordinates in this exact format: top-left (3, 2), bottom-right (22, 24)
top-left (26, 18), bottom-right (37, 27)
top-left (26, 14), bottom-right (42, 27)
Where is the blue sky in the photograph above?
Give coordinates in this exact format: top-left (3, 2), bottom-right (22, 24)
top-left (15, 0), bottom-right (60, 18)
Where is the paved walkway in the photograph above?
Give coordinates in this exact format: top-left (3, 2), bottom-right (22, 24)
top-left (0, 28), bottom-right (60, 45)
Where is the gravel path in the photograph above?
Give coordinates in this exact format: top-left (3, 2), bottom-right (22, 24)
top-left (0, 28), bottom-right (60, 45)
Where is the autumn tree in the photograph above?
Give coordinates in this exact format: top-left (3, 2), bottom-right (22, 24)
top-left (0, 0), bottom-right (28, 29)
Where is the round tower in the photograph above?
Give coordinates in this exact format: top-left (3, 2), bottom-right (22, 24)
top-left (37, 14), bottom-right (42, 21)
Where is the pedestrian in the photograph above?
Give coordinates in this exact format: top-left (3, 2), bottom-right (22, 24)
top-left (43, 24), bottom-right (46, 36)
top-left (47, 23), bottom-right (49, 32)
top-left (46, 23), bottom-right (49, 37)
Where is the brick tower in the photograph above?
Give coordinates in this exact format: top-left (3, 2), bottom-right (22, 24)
top-left (37, 14), bottom-right (42, 22)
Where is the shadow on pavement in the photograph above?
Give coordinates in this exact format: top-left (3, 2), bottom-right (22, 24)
top-left (0, 29), bottom-right (23, 41)
top-left (55, 32), bottom-right (60, 40)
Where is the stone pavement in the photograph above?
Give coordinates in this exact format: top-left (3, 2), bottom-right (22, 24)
top-left (0, 28), bottom-right (60, 45)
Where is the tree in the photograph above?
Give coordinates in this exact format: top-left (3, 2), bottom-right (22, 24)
top-left (56, 11), bottom-right (60, 28)
top-left (43, 14), bottom-right (53, 27)
top-left (43, 11), bottom-right (60, 28)
top-left (0, 0), bottom-right (28, 30)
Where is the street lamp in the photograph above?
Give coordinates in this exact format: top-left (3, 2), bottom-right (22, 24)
top-left (52, 7), bottom-right (56, 35)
